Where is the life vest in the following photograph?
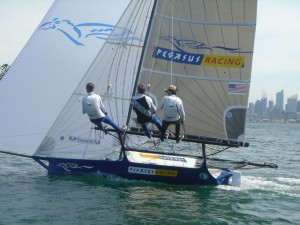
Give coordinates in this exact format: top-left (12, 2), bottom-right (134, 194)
top-left (131, 96), bottom-right (152, 123)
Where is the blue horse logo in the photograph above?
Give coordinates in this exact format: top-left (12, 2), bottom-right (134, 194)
top-left (39, 18), bottom-right (143, 46)
top-left (160, 36), bottom-right (241, 53)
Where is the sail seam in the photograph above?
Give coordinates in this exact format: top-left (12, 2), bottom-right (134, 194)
top-left (142, 68), bottom-right (250, 83)
top-left (156, 13), bottom-right (255, 26)
top-left (105, 41), bottom-right (144, 48)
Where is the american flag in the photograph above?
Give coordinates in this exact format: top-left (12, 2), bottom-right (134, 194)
top-left (228, 83), bottom-right (247, 94)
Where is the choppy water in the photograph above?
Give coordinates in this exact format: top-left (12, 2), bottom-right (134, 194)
top-left (0, 123), bottom-right (299, 225)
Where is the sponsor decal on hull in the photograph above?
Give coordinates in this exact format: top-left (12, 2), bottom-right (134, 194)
top-left (139, 153), bottom-right (187, 162)
top-left (128, 166), bottom-right (178, 177)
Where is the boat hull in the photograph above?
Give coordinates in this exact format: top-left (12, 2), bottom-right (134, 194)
top-left (44, 157), bottom-right (219, 186)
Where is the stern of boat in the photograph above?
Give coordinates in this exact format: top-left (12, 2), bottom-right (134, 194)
top-left (124, 150), bottom-right (219, 186)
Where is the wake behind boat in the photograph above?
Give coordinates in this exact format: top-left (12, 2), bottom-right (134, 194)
top-left (0, 0), bottom-right (277, 186)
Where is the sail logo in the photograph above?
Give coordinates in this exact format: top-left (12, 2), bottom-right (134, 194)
top-left (153, 47), bottom-right (203, 65)
top-left (39, 18), bottom-right (143, 46)
top-left (153, 47), bottom-right (244, 68)
top-left (128, 166), bottom-right (178, 177)
top-left (202, 55), bottom-right (244, 68)
top-left (67, 136), bottom-right (100, 145)
top-left (153, 36), bottom-right (245, 68)
top-left (160, 36), bottom-right (241, 52)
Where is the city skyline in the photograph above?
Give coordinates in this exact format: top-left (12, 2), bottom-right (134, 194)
top-left (248, 88), bottom-right (299, 122)
top-left (248, 89), bottom-right (298, 105)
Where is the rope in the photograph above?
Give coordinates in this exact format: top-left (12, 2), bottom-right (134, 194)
top-left (170, 0), bottom-right (174, 85)
top-left (148, 0), bottom-right (166, 85)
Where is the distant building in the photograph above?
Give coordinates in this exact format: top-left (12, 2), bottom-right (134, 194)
top-left (255, 100), bottom-right (262, 117)
top-left (268, 100), bottom-right (274, 114)
top-left (247, 89), bottom-right (299, 123)
top-left (275, 90), bottom-right (284, 112)
top-left (248, 102), bottom-right (255, 115)
top-left (286, 95), bottom-right (298, 113)
top-left (261, 97), bottom-right (267, 117)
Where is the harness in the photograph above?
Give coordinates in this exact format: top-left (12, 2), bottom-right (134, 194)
top-left (131, 97), bottom-right (153, 124)
top-left (131, 99), bottom-right (151, 117)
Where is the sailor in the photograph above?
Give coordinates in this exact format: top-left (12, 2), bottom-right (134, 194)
top-left (159, 85), bottom-right (185, 143)
top-left (82, 82), bottom-right (126, 134)
top-left (131, 83), bottom-right (162, 138)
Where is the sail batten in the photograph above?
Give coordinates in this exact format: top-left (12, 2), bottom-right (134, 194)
top-left (157, 14), bottom-right (255, 27)
top-left (105, 41), bottom-right (144, 48)
top-left (142, 67), bottom-right (250, 83)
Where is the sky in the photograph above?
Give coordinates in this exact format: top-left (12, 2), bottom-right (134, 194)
top-left (0, 0), bottom-right (299, 104)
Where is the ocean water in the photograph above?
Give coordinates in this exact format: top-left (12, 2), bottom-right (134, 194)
top-left (0, 123), bottom-right (299, 225)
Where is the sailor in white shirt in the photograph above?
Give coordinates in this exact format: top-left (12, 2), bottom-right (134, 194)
top-left (159, 85), bottom-right (185, 143)
top-left (82, 82), bottom-right (125, 134)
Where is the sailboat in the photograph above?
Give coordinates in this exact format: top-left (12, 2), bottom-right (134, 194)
top-left (0, 0), bottom-right (277, 186)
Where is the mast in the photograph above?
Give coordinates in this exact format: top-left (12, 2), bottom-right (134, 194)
top-left (125, 0), bottom-right (158, 127)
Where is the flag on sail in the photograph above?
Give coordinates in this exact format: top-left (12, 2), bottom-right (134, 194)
top-left (228, 83), bottom-right (248, 95)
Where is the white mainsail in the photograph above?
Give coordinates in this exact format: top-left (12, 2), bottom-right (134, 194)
top-left (0, 0), bottom-right (132, 156)
top-left (136, 0), bottom-right (257, 142)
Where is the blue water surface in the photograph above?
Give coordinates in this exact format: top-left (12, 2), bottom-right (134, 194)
top-left (0, 123), bottom-right (299, 225)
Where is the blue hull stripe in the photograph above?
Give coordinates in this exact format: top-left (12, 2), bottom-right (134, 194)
top-left (43, 157), bottom-right (218, 186)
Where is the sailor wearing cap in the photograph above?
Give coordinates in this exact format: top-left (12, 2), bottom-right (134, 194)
top-left (159, 85), bottom-right (185, 143)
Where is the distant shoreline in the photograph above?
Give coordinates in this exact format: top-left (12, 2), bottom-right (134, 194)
top-left (247, 119), bottom-right (300, 124)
